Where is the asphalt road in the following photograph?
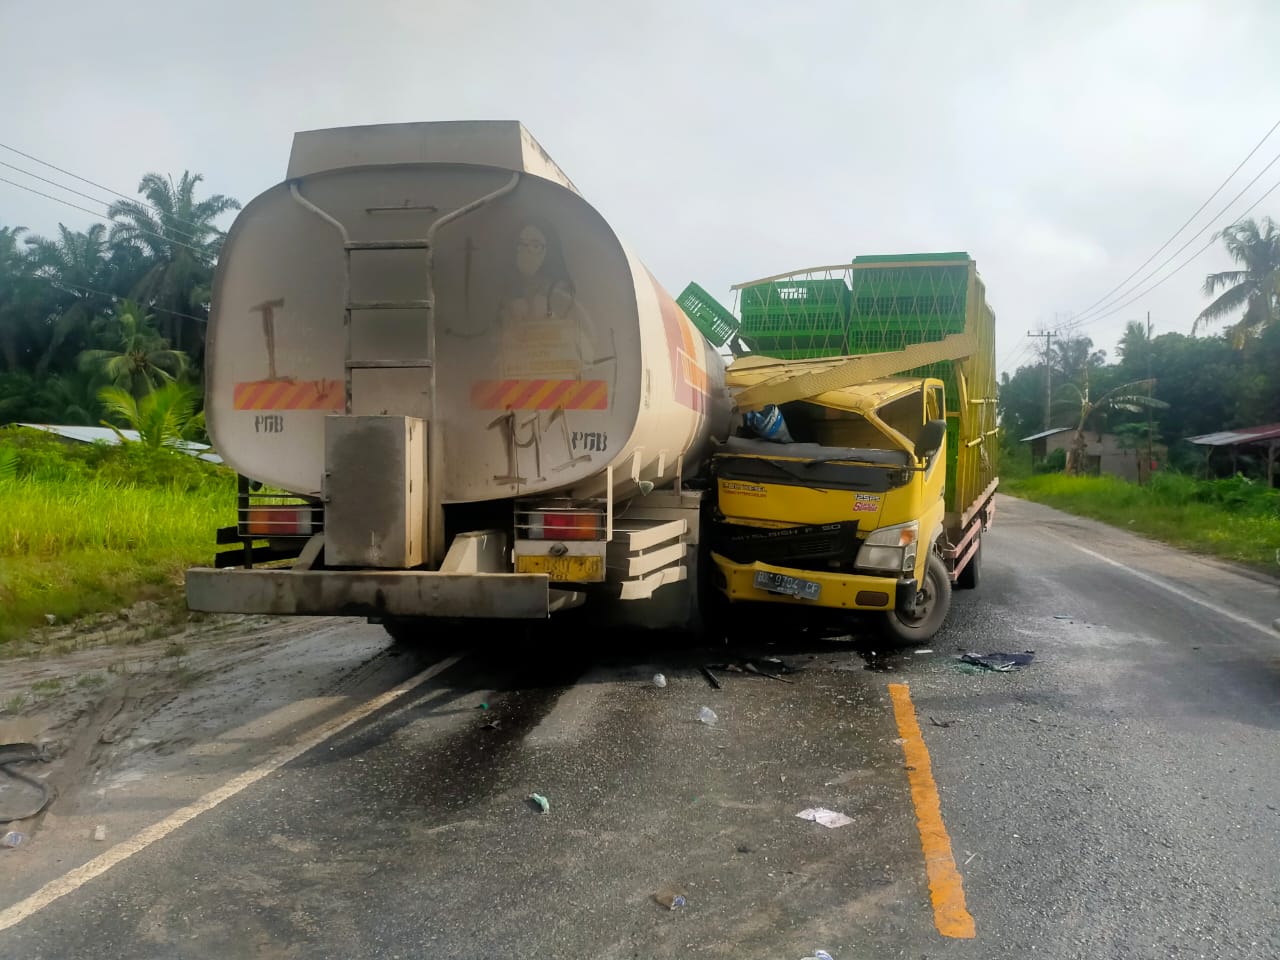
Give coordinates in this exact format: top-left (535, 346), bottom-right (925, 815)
top-left (2, 494), bottom-right (1280, 959)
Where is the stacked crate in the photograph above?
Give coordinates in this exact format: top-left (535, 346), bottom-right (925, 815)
top-left (738, 278), bottom-right (852, 359)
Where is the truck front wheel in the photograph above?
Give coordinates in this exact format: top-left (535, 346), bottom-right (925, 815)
top-left (882, 554), bottom-right (951, 644)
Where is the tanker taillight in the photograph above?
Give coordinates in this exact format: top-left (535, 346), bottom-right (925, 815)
top-left (513, 500), bottom-right (608, 583)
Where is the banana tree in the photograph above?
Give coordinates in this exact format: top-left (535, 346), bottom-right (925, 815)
top-left (1057, 375), bottom-right (1169, 476)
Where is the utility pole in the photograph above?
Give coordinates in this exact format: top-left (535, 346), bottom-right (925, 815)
top-left (1027, 329), bottom-right (1055, 430)
top-left (1145, 311), bottom-right (1154, 481)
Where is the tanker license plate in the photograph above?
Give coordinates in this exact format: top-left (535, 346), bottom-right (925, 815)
top-left (515, 554), bottom-right (605, 582)
top-left (753, 570), bottom-right (821, 600)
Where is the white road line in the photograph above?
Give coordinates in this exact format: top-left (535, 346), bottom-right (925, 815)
top-left (0, 653), bottom-right (465, 934)
top-left (1054, 537), bottom-right (1276, 639)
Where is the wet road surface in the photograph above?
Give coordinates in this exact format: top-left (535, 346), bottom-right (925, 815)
top-left (2, 494), bottom-right (1279, 958)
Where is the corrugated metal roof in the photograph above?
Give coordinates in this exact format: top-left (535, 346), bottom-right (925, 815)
top-left (1186, 423), bottom-right (1280, 447)
top-left (1019, 427), bottom-right (1073, 442)
top-left (16, 423), bottom-right (224, 464)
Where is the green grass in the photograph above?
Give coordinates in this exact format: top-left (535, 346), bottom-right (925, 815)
top-left (1005, 472), bottom-right (1280, 571)
top-left (0, 427), bottom-right (233, 648)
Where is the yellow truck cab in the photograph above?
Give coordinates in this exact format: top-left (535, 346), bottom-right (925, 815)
top-left (709, 377), bottom-right (952, 641)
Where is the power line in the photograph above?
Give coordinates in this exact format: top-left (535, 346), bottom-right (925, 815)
top-left (1069, 145), bottom-right (1280, 328)
top-left (1068, 174), bottom-right (1280, 332)
top-left (0, 159), bottom-right (204, 244)
top-left (26, 271), bottom-right (207, 324)
top-left (1070, 117), bottom-right (1280, 322)
top-left (0, 175), bottom-right (210, 258)
top-left (0, 140), bottom-right (215, 236)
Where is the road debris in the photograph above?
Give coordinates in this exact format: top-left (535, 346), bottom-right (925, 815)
top-left (481, 719), bottom-right (502, 731)
top-left (958, 651), bottom-right (1035, 671)
top-left (92, 824), bottom-right (107, 842)
top-left (528, 793), bottom-right (550, 813)
top-left (801, 952), bottom-right (834, 960)
top-left (795, 807), bottom-right (853, 828)
top-left (698, 706), bottom-right (718, 726)
top-left (929, 717), bottom-right (959, 728)
top-left (0, 741), bottom-right (53, 822)
top-left (652, 673), bottom-right (667, 688)
top-left (743, 661), bottom-right (794, 684)
top-left (914, 648), bottom-right (934, 654)
top-left (700, 666), bottom-right (722, 690)
top-left (1052, 615), bottom-right (1072, 620)
top-left (1, 830), bottom-right (25, 849)
top-left (653, 886), bottom-right (687, 910)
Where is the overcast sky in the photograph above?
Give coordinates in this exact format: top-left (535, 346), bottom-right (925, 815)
top-left (3, 0), bottom-right (1279, 375)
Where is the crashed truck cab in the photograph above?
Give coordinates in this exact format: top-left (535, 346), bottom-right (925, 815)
top-left (185, 121), bottom-right (732, 628)
top-left (709, 376), bottom-right (950, 621)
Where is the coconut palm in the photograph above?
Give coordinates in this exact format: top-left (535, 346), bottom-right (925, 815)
top-left (107, 172), bottom-right (239, 353)
top-left (78, 301), bottom-right (187, 398)
top-left (1194, 217), bottom-right (1280, 345)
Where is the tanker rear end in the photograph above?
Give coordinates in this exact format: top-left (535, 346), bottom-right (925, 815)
top-left (187, 121), bottom-right (731, 632)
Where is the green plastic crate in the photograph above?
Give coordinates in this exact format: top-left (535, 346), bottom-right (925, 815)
top-left (677, 282), bottom-right (740, 348)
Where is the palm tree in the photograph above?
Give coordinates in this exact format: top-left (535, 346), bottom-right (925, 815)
top-left (24, 223), bottom-right (117, 376)
top-left (1194, 217), bottom-right (1280, 345)
top-left (1059, 376), bottom-right (1169, 475)
top-left (0, 225), bottom-right (30, 373)
top-left (107, 172), bottom-right (239, 354)
top-left (97, 380), bottom-right (203, 450)
top-left (78, 300), bottom-right (187, 398)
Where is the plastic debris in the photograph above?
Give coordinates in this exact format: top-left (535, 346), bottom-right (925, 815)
top-left (43, 614), bottom-right (56, 626)
top-left (481, 719), bottom-right (501, 731)
top-left (795, 807), bottom-right (853, 828)
top-left (92, 825), bottom-right (106, 842)
top-left (698, 706), bottom-right (718, 726)
top-left (959, 651), bottom-right (1035, 671)
top-left (652, 673), bottom-right (667, 688)
top-left (914, 648), bottom-right (933, 654)
top-left (477, 702), bottom-right (489, 710)
top-left (1, 831), bottom-right (25, 849)
top-left (528, 793), bottom-right (550, 813)
top-left (653, 886), bottom-right (687, 910)
top-left (801, 952), bottom-right (834, 960)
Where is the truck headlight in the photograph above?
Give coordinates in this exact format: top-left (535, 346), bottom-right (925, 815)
top-left (856, 521), bottom-right (919, 575)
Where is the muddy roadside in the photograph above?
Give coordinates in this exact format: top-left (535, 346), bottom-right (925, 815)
top-left (0, 608), bottom-right (420, 900)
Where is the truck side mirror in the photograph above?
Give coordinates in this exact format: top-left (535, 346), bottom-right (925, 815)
top-left (916, 419), bottom-right (947, 460)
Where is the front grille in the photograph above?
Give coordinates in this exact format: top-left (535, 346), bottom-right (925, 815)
top-left (711, 520), bottom-right (861, 570)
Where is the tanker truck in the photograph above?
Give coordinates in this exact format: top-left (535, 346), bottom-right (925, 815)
top-left (185, 121), bottom-right (997, 643)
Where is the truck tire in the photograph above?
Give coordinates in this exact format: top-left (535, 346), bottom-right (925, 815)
top-left (883, 554), bottom-right (951, 644)
top-left (955, 532), bottom-right (981, 590)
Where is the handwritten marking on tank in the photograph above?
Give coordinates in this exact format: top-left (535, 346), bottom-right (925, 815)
top-left (254, 415), bottom-right (285, 434)
top-left (571, 431), bottom-right (608, 453)
top-left (233, 379), bottom-right (344, 411)
top-left (250, 298), bottom-right (286, 380)
top-left (470, 379), bottom-right (608, 410)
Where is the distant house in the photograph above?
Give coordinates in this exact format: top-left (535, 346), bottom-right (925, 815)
top-left (1020, 427), bottom-right (1160, 483)
top-left (15, 423), bottom-right (223, 465)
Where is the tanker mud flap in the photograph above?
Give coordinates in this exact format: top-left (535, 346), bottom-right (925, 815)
top-left (184, 567), bottom-right (554, 619)
top-left (895, 577), bottom-right (919, 618)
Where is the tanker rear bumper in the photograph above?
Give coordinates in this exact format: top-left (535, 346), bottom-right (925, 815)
top-left (185, 567), bottom-right (557, 620)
